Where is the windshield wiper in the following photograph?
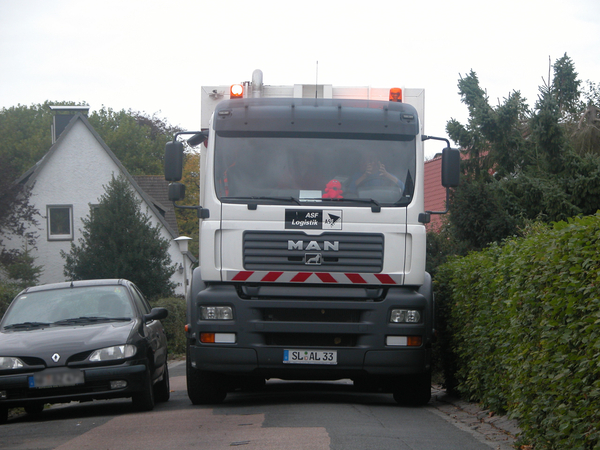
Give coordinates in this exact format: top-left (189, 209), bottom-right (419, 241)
top-left (326, 197), bottom-right (381, 207)
top-left (53, 316), bottom-right (131, 325)
top-left (223, 196), bottom-right (301, 205)
top-left (3, 321), bottom-right (51, 330)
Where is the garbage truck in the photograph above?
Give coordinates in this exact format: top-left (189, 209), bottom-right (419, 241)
top-left (164, 69), bottom-right (459, 405)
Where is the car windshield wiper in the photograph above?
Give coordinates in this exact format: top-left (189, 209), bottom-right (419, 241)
top-left (3, 321), bottom-right (51, 330)
top-left (53, 316), bottom-right (131, 325)
top-left (222, 196), bottom-right (301, 205)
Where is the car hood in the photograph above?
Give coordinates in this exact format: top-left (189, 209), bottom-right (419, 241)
top-left (0, 320), bottom-right (138, 367)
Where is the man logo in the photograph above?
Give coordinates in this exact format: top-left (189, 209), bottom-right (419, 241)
top-left (304, 253), bottom-right (322, 265)
top-left (288, 240), bottom-right (339, 251)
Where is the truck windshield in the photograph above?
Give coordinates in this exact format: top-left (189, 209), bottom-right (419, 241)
top-left (214, 135), bottom-right (416, 206)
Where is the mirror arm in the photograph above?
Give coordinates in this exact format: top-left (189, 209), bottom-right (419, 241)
top-left (421, 134), bottom-right (450, 148)
top-left (172, 202), bottom-right (209, 219)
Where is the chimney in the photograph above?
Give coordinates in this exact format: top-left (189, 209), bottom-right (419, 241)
top-left (49, 105), bottom-right (90, 143)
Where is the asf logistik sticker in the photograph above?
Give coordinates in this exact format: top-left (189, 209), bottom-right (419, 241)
top-left (323, 210), bottom-right (342, 230)
top-left (285, 210), bottom-right (342, 230)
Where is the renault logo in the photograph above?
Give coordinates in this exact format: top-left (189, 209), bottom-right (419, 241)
top-left (51, 353), bottom-right (61, 363)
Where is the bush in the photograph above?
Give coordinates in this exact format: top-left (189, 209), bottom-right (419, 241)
top-left (0, 281), bottom-right (21, 319)
top-left (151, 296), bottom-right (186, 356)
top-left (437, 213), bottom-right (600, 449)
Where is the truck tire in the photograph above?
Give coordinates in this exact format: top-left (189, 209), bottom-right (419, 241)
top-left (24, 403), bottom-right (44, 415)
top-left (186, 357), bottom-right (226, 404)
top-left (393, 371), bottom-right (432, 406)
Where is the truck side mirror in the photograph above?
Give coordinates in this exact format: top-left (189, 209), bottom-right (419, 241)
top-left (441, 148), bottom-right (460, 188)
top-left (165, 141), bottom-right (184, 182)
top-left (168, 182), bottom-right (186, 202)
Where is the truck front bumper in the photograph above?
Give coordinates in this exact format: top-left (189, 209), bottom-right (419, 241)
top-left (188, 344), bottom-right (429, 379)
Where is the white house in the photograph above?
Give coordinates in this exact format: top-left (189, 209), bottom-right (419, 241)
top-left (12, 107), bottom-right (195, 296)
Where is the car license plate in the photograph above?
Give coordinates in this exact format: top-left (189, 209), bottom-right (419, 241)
top-left (283, 349), bottom-right (337, 365)
top-left (29, 369), bottom-right (85, 389)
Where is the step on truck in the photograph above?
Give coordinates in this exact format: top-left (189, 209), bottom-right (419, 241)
top-left (165, 69), bottom-right (459, 405)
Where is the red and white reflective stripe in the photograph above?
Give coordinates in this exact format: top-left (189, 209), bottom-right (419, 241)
top-left (227, 271), bottom-right (402, 285)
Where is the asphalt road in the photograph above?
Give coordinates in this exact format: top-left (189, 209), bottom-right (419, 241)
top-left (0, 361), bottom-right (511, 450)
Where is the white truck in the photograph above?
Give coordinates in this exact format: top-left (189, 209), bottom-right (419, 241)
top-left (165, 69), bottom-right (459, 405)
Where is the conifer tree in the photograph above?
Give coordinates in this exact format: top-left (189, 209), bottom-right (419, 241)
top-left (62, 175), bottom-right (176, 299)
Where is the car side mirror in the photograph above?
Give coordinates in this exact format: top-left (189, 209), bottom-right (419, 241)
top-left (144, 307), bottom-right (168, 322)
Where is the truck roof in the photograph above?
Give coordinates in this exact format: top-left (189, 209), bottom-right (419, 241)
top-left (201, 84), bottom-right (425, 135)
top-left (213, 97), bottom-right (419, 138)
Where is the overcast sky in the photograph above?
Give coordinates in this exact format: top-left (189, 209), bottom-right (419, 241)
top-left (1, 0), bottom-right (599, 158)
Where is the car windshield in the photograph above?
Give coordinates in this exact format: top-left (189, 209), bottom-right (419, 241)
top-left (1, 286), bottom-right (134, 329)
top-left (214, 135), bottom-right (416, 206)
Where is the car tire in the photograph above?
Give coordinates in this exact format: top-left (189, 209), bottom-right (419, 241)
top-left (132, 367), bottom-right (155, 411)
top-left (393, 371), bottom-right (432, 406)
top-left (24, 403), bottom-right (45, 415)
top-left (0, 406), bottom-right (8, 425)
top-left (154, 362), bottom-right (170, 403)
top-left (187, 360), bottom-right (226, 405)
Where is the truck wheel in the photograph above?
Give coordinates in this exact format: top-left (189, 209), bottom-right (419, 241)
top-left (393, 371), bottom-right (432, 406)
top-left (24, 403), bottom-right (44, 415)
top-left (154, 362), bottom-right (170, 403)
top-left (187, 360), bottom-right (226, 404)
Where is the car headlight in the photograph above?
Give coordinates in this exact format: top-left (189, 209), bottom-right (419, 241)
top-left (201, 306), bottom-right (233, 320)
top-left (390, 309), bottom-right (421, 323)
top-left (88, 345), bottom-right (137, 362)
top-left (0, 356), bottom-right (25, 370)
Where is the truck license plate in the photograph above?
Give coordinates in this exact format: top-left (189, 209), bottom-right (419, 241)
top-left (283, 349), bottom-right (337, 365)
top-left (29, 369), bottom-right (85, 389)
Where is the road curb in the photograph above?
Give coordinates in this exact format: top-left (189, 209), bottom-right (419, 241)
top-left (429, 385), bottom-right (520, 449)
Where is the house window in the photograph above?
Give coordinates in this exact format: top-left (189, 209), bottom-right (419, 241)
top-left (47, 205), bottom-right (73, 240)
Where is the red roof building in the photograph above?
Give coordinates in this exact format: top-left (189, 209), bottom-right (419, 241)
top-left (424, 154), bottom-right (446, 232)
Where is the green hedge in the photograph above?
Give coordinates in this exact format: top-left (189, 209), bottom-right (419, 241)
top-left (435, 213), bottom-right (600, 449)
top-left (151, 296), bottom-right (186, 356)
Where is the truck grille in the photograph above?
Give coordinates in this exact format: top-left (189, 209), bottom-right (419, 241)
top-left (243, 231), bottom-right (384, 273)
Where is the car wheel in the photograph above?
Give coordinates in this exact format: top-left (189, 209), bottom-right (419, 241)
top-left (393, 371), bottom-right (432, 406)
top-left (132, 368), bottom-right (155, 411)
top-left (154, 362), bottom-right (170, 403)
top-left (187, 360), bottom-right (226, 405)
top-left (0, 406), bottom-right (8, 425)
top-left (24, 403), bottom-right (45, 415)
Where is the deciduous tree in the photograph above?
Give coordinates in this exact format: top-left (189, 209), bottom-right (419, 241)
top-left (0, 154), bottom-right (41, 285)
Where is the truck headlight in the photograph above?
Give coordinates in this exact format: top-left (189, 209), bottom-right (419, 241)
top-left (201, 306), bottom-right (233, 320)
top-left (89, 345), bottom-right (137, 362)
top-left (0, 356), bottom-right (25, 370)
top-left (390, 309), bottom-right (421, 323)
